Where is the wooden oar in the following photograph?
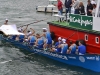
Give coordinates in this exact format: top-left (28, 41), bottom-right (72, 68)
top-left (18, 18), bottom-right (48, 28)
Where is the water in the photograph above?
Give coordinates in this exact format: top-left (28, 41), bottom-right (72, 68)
top-left (0, 0), bottom-right (100, 75)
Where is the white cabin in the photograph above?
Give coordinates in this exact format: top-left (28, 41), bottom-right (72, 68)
top-left (0, 25), bottom-right (24, 35)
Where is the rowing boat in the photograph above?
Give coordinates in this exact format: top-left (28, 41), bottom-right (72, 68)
top-left (0, 35), bottom-right (100, 72)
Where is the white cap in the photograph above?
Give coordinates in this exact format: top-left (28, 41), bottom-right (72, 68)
top-left (18, 29), bottom-right (21, 32)
top-left (58, 37), bottom-right (61, 40)
top-left (42, 28), bottom-right (47, 30)
top-left (6, 18), bottom-right (8, 20)
top-left (18, 27), bottom-right (22, 31)
top-left (62, 39), bottom-right (66, 43)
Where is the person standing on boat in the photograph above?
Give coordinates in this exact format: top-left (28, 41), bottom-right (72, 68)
top-left (73, 0), bottom-right (80, 14)
top-left (70, 0), bottom-right (75, 14)
top-left (91, 0), bottom-right (96, 5)
top-left (78, 40), bottom-right (86, 55)
top-left (86, 0), bottom-right (93, 16)
top-left (65, 0), bottom-right (72, 13)
top-left (92, 3), bottom-right (96, 16)
top-left (57, 0), bottom-right (63, 15)
top-left (67, 41), bottom-right (76, 54)
top-left (78, 1), bottom-right (85, 15)
top-left (59, 39), bottom-right (68, 54)
top-left (4, 19), bottom-right (8, 25)
top-left (35, 33), bottom-right (44, 49)
top-left (42, 28), bottom-right (52, 50)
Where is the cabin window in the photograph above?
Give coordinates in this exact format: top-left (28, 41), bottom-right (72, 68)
top-left (95, 37), bottom-right (99, 44)
top-left (85, 34), bottom-right (88, 41)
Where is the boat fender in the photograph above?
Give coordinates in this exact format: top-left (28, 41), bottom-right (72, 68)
top-left (75, 39), bottom-right (86, 46)
top-left (50, 32), bottom-right (56, 40)
top-left (45, 7), bottom-right (47, 14)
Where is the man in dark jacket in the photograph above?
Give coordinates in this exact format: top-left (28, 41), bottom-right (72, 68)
top-left (65, 0), bottom-right (72, 13)
top-left (87, 0), bottom-right (93, 16)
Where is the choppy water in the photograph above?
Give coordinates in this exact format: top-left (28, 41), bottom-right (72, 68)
top-left (0, 0), bottom-right (100, 75)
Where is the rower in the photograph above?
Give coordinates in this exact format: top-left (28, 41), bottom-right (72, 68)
top-left (78, 40), bottom-right (86, 55)
top-left (59, 39), bottom-right (68, 54)
top-left (18, 29), bottom-right (25, 42)
top-left (35, 33), bottom-right (44, 49)
top-left (27, 28), bottom-right (36, 46)
top-left (42, 28), bottom-right (52, 50)
top-left (18, 26), bottom-right (23, 33)
top-left (4, 19), bottom-right (8, 25)
top-left (11, 35), bottom-right (17, 40)
top-left (50, 37), bottom-right (62, 52)
top-left (67, 41), bottom-right (76, 54)
top-left (17, 25), bottom-right (29, 42)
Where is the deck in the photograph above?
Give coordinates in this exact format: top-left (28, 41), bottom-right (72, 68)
top-left (48, 21), bottom-right (100, 35)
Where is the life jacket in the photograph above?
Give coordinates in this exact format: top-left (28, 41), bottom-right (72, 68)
top-left (45, 31), bottom-right (52, 44)
top-left (19, 35), bottom-right (24, 42)
top-left (12, 35), bottom-right (17, 40)
top-left (61, 43), bottom-right (68, 54)
top-left (37, 37), bottom-right (44, 48)
top-left (28, 36), bottom-right (35, 45)
top-left (70, 44), bottom-right (76, 54)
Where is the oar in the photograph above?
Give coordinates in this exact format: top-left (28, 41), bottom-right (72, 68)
top-left (18, 18), bottom-right (48, 28)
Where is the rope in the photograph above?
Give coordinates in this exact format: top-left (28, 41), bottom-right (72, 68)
top-left (77, 29), bottom-right (79, 40)
top-left (67, 31), bottom-right (77, 40)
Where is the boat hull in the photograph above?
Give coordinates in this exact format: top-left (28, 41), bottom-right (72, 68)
top-left (48, 22), bottom-right (100, 54)
top-left (36, 5), bottom-right (65, 13)
top-left (1, 37), bottom-right (100, 72)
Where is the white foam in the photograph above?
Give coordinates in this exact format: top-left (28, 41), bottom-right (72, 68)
top-left (0, 60), bottom-right (12, 64)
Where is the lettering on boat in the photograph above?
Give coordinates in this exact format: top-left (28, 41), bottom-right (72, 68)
top-left (68, 56), bottom-right (76, 59)
top-left (69, 16), bottom-right (93, 26)
top-left (86, 57), bottom-right (95, 60)
top-left (69, 14), bottom-right (93, 30)
top-left (95, 56), bottom-right (100, 61)
top-left (34, 49), bottom-right (68, 60)
top-left (86, 56), bottom-right (100, 61)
